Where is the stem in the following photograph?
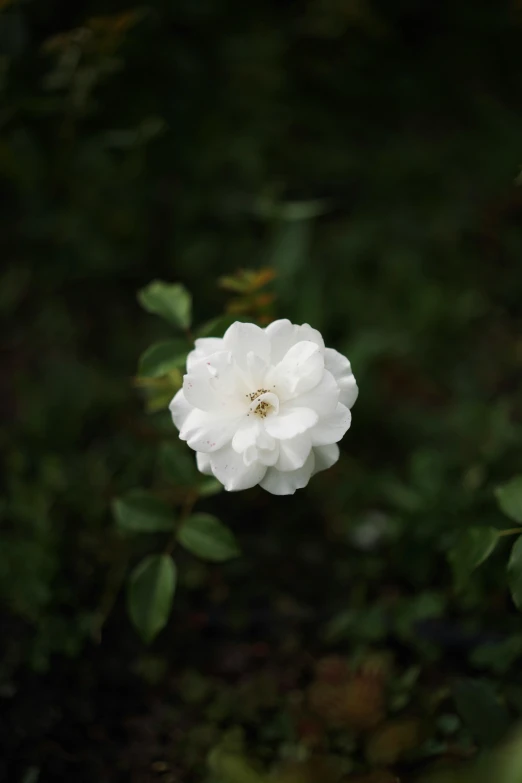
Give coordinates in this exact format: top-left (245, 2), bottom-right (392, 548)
top-left (498, 528), bottom-right (522, 537)
top-left (164, 489), bottom-right (198, 555)
top-left (92, 543), bottom-right (130, 643)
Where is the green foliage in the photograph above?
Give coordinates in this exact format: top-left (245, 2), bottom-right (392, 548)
top-left (470, 634), bottom-right (522, 674)
top-left (207, 747), bottom-right (266, 783)
top-left (197, 477), bottom-right (224, 497)
top-left (453, 679), bottom-right (511, 748)
top-left (159, 442), bottom-right (198, 486)
top-left (496, 477), bottom-right (522, 524)
top-left (137, 281), bottom-right (192, 330)
top-left (507, 536), bottom-right (522, 610)
top-left (448, 527), bottom-right (499, 589)
top-left (138, 340), bottom-right (189, 378)
top-left (112, 489), bottom-right (175, 533)
top-left (2, 0), bottom-right (522, 778)
top-left (127, 554), bottom-right (177, 642)
top-left (177, 514), bottom-right (241, 562)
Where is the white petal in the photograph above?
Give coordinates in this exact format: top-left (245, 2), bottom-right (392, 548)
top-left (264, 406), bottom-right (318, 440)
top-left (260, 451), bottom-right (315, 495)
top-left (210, 445), bottom-right (266, 491)
top-left (187, 337), bottom-right (224, 370)
top-left (265, 319), bottom-right (297, 363)
top-left (182, 372), bottom-right (219, 411)
top-left (324, 348), bottom-right (358, 409)
top-left (310, 403), bottom-right (351, 446)
top-left (276, 433), bottom-right (312, 471)
top-left (258, 443), bottom-right (280, 466)
top-left (257, 430), bottom-right (275, 450)
top-left (244, 444), bottom-right (280, 467)
top-left (265, 319), bottom-right (324, 364)
top-left (266, 341), bottom-right (324, 399)
top-left (295, 324), bottom-right (325, 352)
top-left (312, 443), bottom-right (340, 474)
top-left (183, 351), bottom-right (244, 411)
top-left (196, 451), bottom-right (213, 476)
top-left (232, 420), bottom-right (261, 454)
top-left (243, 445), bottom-right (259, 466)
top-left (223, 322), bottom-right (270, 366)
top-left (180, 408), bottom-right (240, 452)
top-left (169, 389), bottom-right (192, 431)
top-left (243, 350), bottom-right (268, 388)
top-left (287, 370), bottom-right (339, 417)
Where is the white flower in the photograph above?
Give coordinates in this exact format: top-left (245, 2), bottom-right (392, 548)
top-left (169, 320), bottom-right (358, 495)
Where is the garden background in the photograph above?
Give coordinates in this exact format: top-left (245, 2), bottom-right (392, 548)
top-left (2, 0), bottom-right (522, 781)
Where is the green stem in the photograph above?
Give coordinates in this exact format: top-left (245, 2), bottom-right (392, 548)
top-left (498, 528), bottom-right (522, 537)
top-left (164, 489), bottom-right (198, 555)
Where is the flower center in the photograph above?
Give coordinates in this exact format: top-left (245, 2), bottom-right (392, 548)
top-left (247, 388), bottom-right (270, 402)
top-left (246, 389), bottom-right (279, 419)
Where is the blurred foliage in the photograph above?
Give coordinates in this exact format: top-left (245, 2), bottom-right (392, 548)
top-left (1, 0), bottom-right (522, 781)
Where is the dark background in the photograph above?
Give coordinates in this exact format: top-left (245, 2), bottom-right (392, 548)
top-left (1, 1), bottom-right (522, 781)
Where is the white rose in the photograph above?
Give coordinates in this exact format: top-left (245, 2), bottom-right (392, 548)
top-left (169, 319), bottom-right (358, 495)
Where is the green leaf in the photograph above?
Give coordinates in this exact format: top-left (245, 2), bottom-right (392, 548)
top-left (395, 592), bottom-right (446, 641)
top-left (197, 477), bottom-right (223, 497)
top-left (144, 387), bottom-right (178, 414)
top-left (136, 372), bottom-right (182, 414)
top-left (508, 535), bottom-right (522, 610)
top-left (323, 606), bottom-right (387, 643)
top-left (448, 526), bottom-right (498, 588)
top-left (495, 476), bottom-right (522, 524)
top-left (159, 442), bottom-right (197, 485)
top-left (127, 554), bottom-right (177, 642)
top-left (138, 340), bottom-right (188, 378)
top-left (177, 513), bottom-right (240, 562)
top-left (207, 748), bottom-right (266, 783)
top-left (470, 634), bottom-right (522, 674)
top-left (137, 280), bottom-right (192, 329)
top-left (453, 679), bottom-right (510, 747)
top-left (112, 490), bottom-right (174, 533)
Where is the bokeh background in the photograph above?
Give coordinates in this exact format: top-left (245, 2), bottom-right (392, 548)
top-left (2, 1), bottom-right (522, 781)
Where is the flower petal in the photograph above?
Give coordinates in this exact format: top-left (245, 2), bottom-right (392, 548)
top-left (260, 451), bottom-right (315, 495)
top-left (310, 403), bottom-right (352, 446)
top-left (296, 324), bottom-right (324, 352)
top-left (264, 319), bottom-right (297, 363)
top-left (169, 388), bottom-right (192, 431)
top-left (266, 341), bottom-right (324, 399)
top-left (232, 419), bottom-right (261, 454)
top-left (324, 348), bottom-right (358, 409)
top-left (313, 443), bottom-right (340, 474)
top-left (287, 370), bottom-right (339, 417)
top-left (210, 445), bottom-right (267, 491)
top-left (223, 322), bottom-right (270, 366)
top-left (265, 320), bottom-right (324, 364)
top-left (196, 451), bottom-right (213, 476)
top-left (258, 443), bottom-right (280, 466)
top-left (182, 372), bottom-right (219, 411)
top-left (243, 350), bottom-right (268, 388)
top-left (187, 337), bottom-right (224, 370)
top-left (277, 433), bottom-right (312, 471)
top-left (180, 408), bottom-right (240, 452)
top-left (264, 406), bottom-right (318, 440)
top-left (183, 351), bottom-right (244, 411)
